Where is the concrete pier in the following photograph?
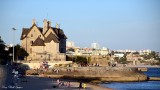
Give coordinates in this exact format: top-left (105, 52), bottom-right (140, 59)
top-left (138, 67), bottom-right (148, 71)
top-left (149, 77), bottom-right (160, 81)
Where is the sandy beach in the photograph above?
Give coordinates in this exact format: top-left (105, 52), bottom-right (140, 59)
top-left (1, 66), bottom-right (112, 90)
top-left (1, 65), bottom-right (147, 90)
top-left (12, 76), bottom-right (112, 90)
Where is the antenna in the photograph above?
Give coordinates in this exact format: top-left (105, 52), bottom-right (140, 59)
top-left (59, 24), bottom-right (60, 28)
top-left (37, 22), bottom-right (38, 26)
top-left (56, 23), bottom-right (60, 28)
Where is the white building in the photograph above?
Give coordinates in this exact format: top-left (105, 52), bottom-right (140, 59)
top-left (139, 49), bottom-right (152, 55)
top-left (115, 49), bottom-right (137, 53)
top-left (91, 43), bottom-right (99, 49)
top-left (114, 53), bottom-right (124, 57)
top-left (67, 41), bottom-right (75, 48)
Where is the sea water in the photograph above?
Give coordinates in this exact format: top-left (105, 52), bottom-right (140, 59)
top-left (100, 67), bottom-right (160, 90)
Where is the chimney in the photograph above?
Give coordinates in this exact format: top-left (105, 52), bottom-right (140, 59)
top-left (43, 19), bottom-right (48, 34)
top-left (48, 21), bottom-right (51, 27)
top-left (32, 19), bottom-right (36, 25)
top-left (55, 23), bottom-right (60, 28)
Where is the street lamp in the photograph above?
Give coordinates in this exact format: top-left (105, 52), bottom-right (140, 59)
top-left (12, 28), bottom-right (16, 64)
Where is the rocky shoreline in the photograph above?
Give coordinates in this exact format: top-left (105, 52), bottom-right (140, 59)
top-left (25, 67), bottom-right (147, 90)
top-left (27, 67), bottom-right (148, 82)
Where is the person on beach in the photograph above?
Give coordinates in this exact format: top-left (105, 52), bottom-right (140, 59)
top-left (61, 81), bottom-right (65, 87)
top-left (68, 81), bottom-right (70, 87)
top-left (79, 81), bottom-right (82, 88)
top-left (57, 79), bottom-right (60, 84)
top-left (56, 79), bottom-right (61, 87)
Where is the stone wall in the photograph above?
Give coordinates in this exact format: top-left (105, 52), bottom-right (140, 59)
top-left (21, 61), bottom-right (72, 69)
top-left (37, 67), bottom-right (147, 82)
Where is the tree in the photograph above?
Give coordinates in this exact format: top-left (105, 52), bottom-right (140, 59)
top-left (76, 56), bottom-right (88, 65)
top-left (120, 54), bottom-right (127, 64)
top-left (142, 51), bottom-right (158, 60)
top-left (114, 57), bottom-right (119, 62)
top-left (0, 36), bottom-right (10, 64)
top-left (66, 55), bottom-right (89, 66)
top-left (111, 51), bottom-right (114, 55)
top-left (16, 44), bottom-right (29, 60)
top-left (66, 55), bottom-right (72, 61)
top-left (8, 44), bottom-right (28, 60)
top-left (67, 48), bottom-right (75, 52)
top-left (150, 51), bottom-right (156, 59)
top-left (133, 52), bottom-right (139, 55)
top-left (0, 37), bottom-right (5, 57)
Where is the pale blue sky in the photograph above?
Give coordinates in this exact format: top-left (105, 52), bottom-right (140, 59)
top-left (0, 0), bottom-right (160, 51)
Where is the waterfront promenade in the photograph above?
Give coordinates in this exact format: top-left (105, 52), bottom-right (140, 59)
top-left (0, 65), bottom-right (111, 90)
top-left (0, 65), bottom-right (12, 88)
top-left (0, 66), bottom-right (159, 90)
top-left (14, 76), bottom-right (111, 90)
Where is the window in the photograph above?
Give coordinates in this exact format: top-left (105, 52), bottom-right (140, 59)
top-left (23, 35), bottom-right (26, 38)
top-left (31, 34), bottom-right (33, 37)
top-left (30, 41), bottom-right (33, 44)
top-left (39, 35), bottom-right (41, 37)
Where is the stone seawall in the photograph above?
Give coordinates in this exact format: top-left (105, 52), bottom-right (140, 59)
top-left (149, 77), bottom-right (160, 81)
top-left (27, 67), bottom-right (148, 82)
top-left (64, 67), bottom-right (147, 82)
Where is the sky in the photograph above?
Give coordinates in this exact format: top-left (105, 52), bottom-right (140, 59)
top-left (0, 0), bottom-right (160, 51)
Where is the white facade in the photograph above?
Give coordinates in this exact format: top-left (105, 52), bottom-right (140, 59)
top-left (91, 43), bottom-right (99, 49)
top-left (67, 41), bottom-right (75, 48)
top-left (68, 47), bottom-right (109, 56)
top-left (139, 49), bottom-right (152, 55)
top-left (115, 49), bottom-right (137, 53)
top-left (100, 47), bottom-right (109, 55)
top-left (114, 53), bottom-right (124, 57)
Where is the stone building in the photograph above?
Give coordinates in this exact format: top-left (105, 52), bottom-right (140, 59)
top-left (20, 19), bottom-right (67, 61)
